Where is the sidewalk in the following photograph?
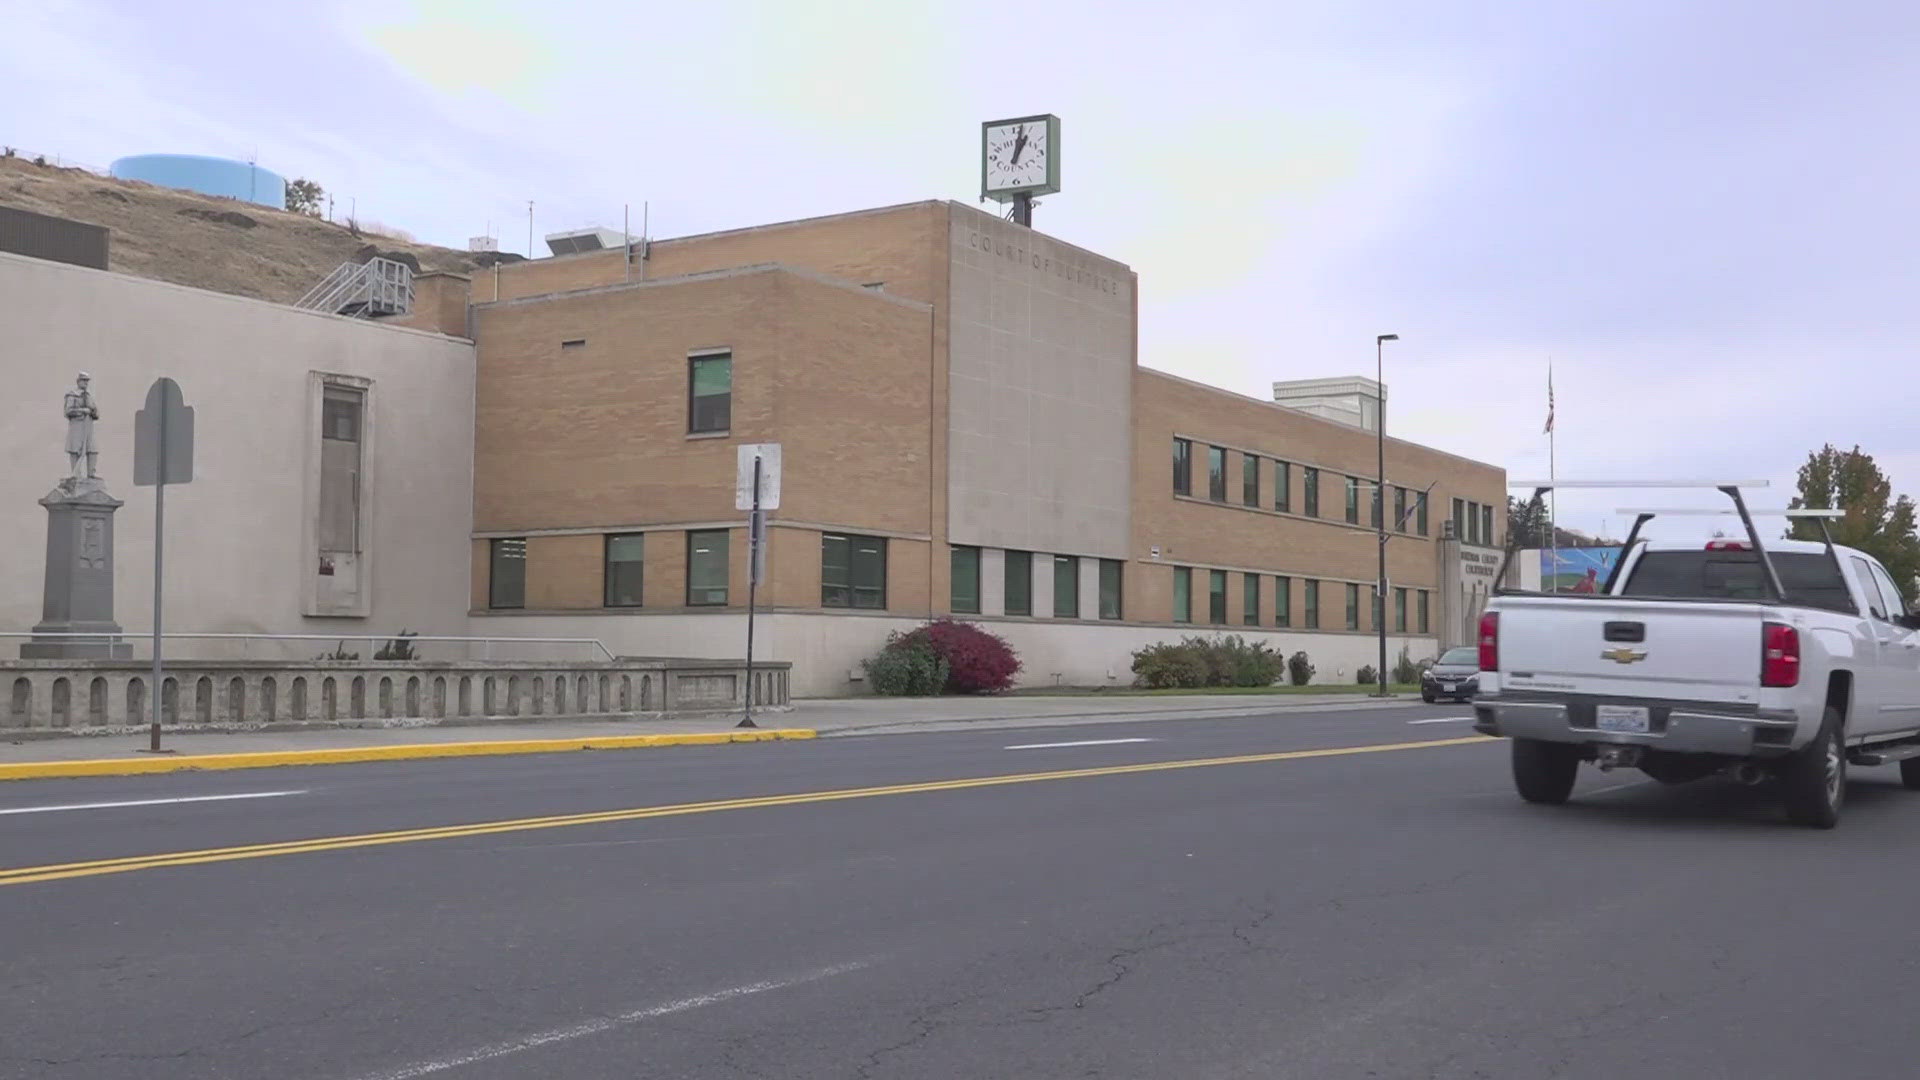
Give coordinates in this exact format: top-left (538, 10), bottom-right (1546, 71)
top-left (0, 692), bottom-right (1417, 780)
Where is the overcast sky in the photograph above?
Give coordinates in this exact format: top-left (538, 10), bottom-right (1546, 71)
top-left (6, 0), bottom-right (1915, 540)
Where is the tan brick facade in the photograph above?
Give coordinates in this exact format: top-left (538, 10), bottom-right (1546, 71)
top-left (1127, 369), bottom-right (1506, 635)
top-left (463, 200), bottom-right (1505, 656)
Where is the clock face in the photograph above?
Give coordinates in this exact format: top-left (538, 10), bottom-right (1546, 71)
top-left (984, 121), bottom-right (1050, 193)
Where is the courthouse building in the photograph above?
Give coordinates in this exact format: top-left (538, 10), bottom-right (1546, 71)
top-left (0, 194), bottom-right (1506, 697)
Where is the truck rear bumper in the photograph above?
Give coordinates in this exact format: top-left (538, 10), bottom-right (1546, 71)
top-left (1473, 697), bottom-right (1803, 757)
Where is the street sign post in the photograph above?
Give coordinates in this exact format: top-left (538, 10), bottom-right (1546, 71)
top-left (735, 444), bottom-right (781, 728)
top-left (133, 378), bottom-right (195, 753)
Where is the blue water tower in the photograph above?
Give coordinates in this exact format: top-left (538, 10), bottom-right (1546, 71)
top-left (109, 154), bottom-right (289, 210)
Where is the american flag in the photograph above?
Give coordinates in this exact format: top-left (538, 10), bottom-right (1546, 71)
top-left (1543, 365), bottom-right (1555, 435)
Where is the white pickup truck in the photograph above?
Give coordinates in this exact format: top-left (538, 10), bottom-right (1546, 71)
top-left (1475, 526), bottom-right (1920, 828)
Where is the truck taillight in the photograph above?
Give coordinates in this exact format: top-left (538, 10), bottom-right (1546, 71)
top-left (1761, 622), bottom-right (1800, 688)
top-left (1705, 540), bottom-right (1750, 551)
top-left (1478, 612), bottom-right (1499, 671)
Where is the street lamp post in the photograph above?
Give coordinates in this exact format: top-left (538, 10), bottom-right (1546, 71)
top-left (1375, 333), bottom-right (1398, 698)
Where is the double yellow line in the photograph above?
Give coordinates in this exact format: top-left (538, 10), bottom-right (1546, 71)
top-left (0, 735), bottom-right (1490, 888)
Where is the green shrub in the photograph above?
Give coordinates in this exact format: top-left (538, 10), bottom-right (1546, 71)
top-left (1392, 646), bottom-right (1425, 686)
top-left (1286, 651), bottom-right (1315, 686)
top-left (1356, 664), bottom-right (1378, 686)
top-left (1131, 635), bottom-right (1284, 689)
top-left (1131, 641), bottom-right (1210, 689)
top-left (862, 639), bottom-right (949, 696)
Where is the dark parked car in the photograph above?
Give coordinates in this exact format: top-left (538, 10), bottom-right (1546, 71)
top-left (1421, 646), bottom-right (1481, 703)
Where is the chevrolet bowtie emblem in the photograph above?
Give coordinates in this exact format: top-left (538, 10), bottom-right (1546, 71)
top-left (1601, 648), bottom-right (1648, 664)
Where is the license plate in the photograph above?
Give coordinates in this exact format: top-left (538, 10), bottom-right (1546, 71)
top-left (1441, 682), bottom-right (1457, 691)
top-left (1595, 705), bottom-right (1651, 734)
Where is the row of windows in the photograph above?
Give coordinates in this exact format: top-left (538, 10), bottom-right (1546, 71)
top-left (1170, 567), bottom-right (1431, 633)
top-left (492, 530), bottom-right (832, 610)
top-left (1452, 498), bottom-right (1497, 547)
top-left (490, 534), bottom-right (1125, 619)
top-left (950, 548), bottom-right (1125, 620)
top-left (1172, 438), bottom-right (1430, 535)
top-left (492, 533), bottom-right (1432, 635)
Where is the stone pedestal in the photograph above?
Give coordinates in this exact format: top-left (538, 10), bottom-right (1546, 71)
top-left (21, 479), bottom-right (132, 659)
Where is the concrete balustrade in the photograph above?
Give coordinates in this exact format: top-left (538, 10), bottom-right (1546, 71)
top-left (0, 657), bottom-right (789, 733)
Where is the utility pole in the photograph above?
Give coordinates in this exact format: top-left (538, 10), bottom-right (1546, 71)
top-left (1374, 333), bottom-right (1399, 697)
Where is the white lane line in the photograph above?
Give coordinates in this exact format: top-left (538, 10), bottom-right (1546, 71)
top-left (1003, 737), bottom-right (1158, 750)
top-left (0, 790), bottom-right (307, 816)
top-left (359, 960), bottom-right (871, 1080)
top-left (1407, 717), bottom-right (1475, 725)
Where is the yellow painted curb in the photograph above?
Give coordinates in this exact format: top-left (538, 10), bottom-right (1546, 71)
top-left (0, 729), bottom-right (818, 781)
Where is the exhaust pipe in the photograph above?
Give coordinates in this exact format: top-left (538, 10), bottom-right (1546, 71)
top-left (1727, 762), bottom-right (1766, 786)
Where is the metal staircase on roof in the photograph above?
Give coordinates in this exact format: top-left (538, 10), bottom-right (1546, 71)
top-left (295, 256), bottom-right (414, 319)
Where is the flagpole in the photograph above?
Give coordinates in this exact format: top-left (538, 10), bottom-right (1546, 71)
top-left (1548, 358), bottom-right (1557, 592)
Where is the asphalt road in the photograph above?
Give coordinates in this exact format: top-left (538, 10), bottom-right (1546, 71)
top-left (5, 703), bottom-right (1920, 1079)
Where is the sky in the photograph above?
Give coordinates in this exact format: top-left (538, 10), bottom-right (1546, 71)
top-left (5, 0), bottom-right (1917, 541)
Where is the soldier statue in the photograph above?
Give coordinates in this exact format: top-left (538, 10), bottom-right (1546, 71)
top-left (64, 372), bottom-right (100, 483)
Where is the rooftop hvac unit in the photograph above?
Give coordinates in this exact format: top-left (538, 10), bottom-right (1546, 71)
top-left (545, 227), bottom-right (633, 256)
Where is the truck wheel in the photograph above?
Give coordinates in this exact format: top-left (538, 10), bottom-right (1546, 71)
top-left (1512, 738), bottom-right (1580, 805)
top-left (1781, 707), bottom-right (1846, 829)
top-left (1901, 757), bottom-right (1920, 791)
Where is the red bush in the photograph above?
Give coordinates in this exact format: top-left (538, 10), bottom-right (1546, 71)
top-left (899, 618), bottom-right (1022, 694)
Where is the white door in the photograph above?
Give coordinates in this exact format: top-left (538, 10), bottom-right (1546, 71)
top-left (1849, 556), bottom-right (1908, 738)
top-left (1866, 560), bottom-right (1920, 733)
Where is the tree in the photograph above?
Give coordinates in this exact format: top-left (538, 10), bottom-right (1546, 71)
top-left (286, 177), bottom-right (325, 217)
top-left (1788, 444), bottom-right (1920, 603)
top-left (1506, 494), bottom-right (1549, 547)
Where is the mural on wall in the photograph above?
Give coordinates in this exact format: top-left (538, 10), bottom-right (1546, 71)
top-left (1542, 547), bottom-right (1623, 593)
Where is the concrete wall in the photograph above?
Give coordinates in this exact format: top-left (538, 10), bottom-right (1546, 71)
top-left (0, 251), bottom-right (476, 647)
top-left (479, 609), bottom-right (1439, 698)
top-left (945, 204), bottom-right (1135, 561)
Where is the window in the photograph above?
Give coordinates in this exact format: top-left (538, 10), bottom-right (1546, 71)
top-left (1243, 573), bottom-right (1260, 625)
top-left (1346, 477), bottom-right (1361, 524)
top-left (1303, 467), bottom-right (1320, 517)
top-left (1099, 559), bottom-right (1123, 620)
top-left (688, 352), bottom-right (732, 434)
top-left (1622, 551), bottom-right (1856, 614)
top-left (1372, 485), bottom-right (1384, 529)
top-left (1482, 504), bottom-right (1495, 548)
top-left (686, 530), bottom-right (729, 606)
top-left (1275, 576), bottom-right (1292, 627)
top-left (1416, 492), bottom-right (1429, 536)
top-left (950, 546), bottom-right (981, 615)
top-left (1173, 567), bottom-right (1192, 624)
top-left (1870, 562), bottom-right (1910, 619)
top-left (1304, 580), bottom-right (1320, 629)
top-left (1005, 550), bottom-right (1032, 616)
top-left (1394, 587), bottom-right (1408, 632)
top-left (1274, 461), bottom-right (1291, 513)
top-left (1054, 555), bottom-right (1080, 618)
top-left (1243, 455), bottom-right (1260, 507)
top-left (604, 534), bottom-right (644, 607)
top-left (1346, 583), bottom-right (1361, 631)
top-left (1394, 487), bottom-right (1407, 533)
top-left (1209, 569), bottom-right (1228, 624)
top-left (1207, 446), bottom-right (1227, 501)
top-left (319, 386), bottom-right (363, 554)
top-left (1452, 498), bottom-right (1466, 541)
top-left (1172, 438), bottom-right (1192, 496)
top-left (322, 391), bottom-right (361, 443)
top-left (1418, 590), bottom-right (1430, 634)
top-left (822, 534), bottom-right (887, 609)
top-left (488, 538), bottom-right (526, 609)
